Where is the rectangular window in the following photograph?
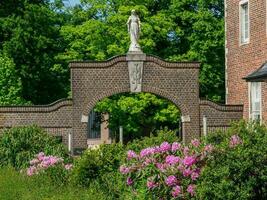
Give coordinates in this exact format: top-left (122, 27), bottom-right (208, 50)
top-left (240, 1), bottom-right (249, 44)
top-left (250, 82), bottom-right (261, 121)
top-left (88, 110), bottom-right (101, 139)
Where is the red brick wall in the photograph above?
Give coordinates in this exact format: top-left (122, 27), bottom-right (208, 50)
top-left (200, 99), bottom-right (243, 134)
top-left (226, 0), bottom-right (267, 120)
top-left (70, 55), bottom-right (201, 148)
top-left (0, 99), bottom-right (72, 145)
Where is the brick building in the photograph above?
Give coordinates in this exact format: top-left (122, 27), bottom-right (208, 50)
top-left (226, 0), bottom-right (267, 121)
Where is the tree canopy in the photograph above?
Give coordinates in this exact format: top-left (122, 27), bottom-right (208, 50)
top-left (94, 92), bottom-right (181, 140)
top-left (0, 0), bottom-right (68, 104)
top-left (0, 0), bottom-right (225, 105)
top-left (59, 0), bottom-right (225, 101)
top-left (0, 0), bottom-right (225, 136)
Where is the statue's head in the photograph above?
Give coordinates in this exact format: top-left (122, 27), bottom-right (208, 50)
top-left (131, 10), bottom-right (136, 15)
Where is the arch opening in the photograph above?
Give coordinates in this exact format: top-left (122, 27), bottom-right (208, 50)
top-left (86, 92), bottom-right (183, 144)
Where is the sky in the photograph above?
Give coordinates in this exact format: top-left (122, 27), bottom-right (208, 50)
top-left (64, 0), bottom-right (80, 7)
top-left (50, 0), bottom-right (81, 7)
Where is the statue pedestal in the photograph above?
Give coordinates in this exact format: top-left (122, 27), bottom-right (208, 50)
top-left (126, 52), bottom-right (146, 93)
top-left (126, 51), bottom-right (146, 61)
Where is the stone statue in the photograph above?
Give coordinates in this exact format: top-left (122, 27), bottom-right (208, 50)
top-left (127, 10), bottom-right (141, 52)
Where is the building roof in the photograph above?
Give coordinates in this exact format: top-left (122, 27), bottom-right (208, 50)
top-left (243, 62), bottom-right (267, 82)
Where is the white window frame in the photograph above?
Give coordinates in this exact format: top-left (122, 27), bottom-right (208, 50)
top-left (239, 0), bottom-right (250, 45)
top-left (249, 82), bottom-right (262, 122)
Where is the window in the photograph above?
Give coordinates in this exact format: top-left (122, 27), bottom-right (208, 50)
top-left (249, 82), bottom-right (261, 121)
top-left (88, 110), bottom-right (101, 139)
top-left (240, 1), bottom-right (249, 44)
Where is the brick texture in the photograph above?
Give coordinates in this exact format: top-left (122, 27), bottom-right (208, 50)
top-left (0, 54), bottom-right (244, 150)
top-left (200, 99), bottom-right (243, 134)
top-left (70, 55), bottom-right (201, 148)
top-left (226, 0), bottom-right (267, 120)
top-left (0, 99), bottom-right (72, 144)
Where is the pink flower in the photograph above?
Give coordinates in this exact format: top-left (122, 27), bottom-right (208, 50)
top-left (143, 158), bottom-right (154, 166)
top-left (204, 144), bottom-right (214, 153)
top-left (183, 146), bottom-right (190, 155)
top-left (65, 164), bottom-right (73, 170)
top-left (191, 139), bottom-right (200, 147)
top-left (127, 150), bottom-right (137, 160)
top-left (126, 177), bottom-right (134, 186)
top-left (160, 142), bottom-right (171, 152)
top-left (171, 142), bottom-right (181, 152)
top-left (140, 147), bottom-right (156, 158)
top-left (229, 135), bottom-right (243, 148)
top-left (37, 152), bottom-right (45, 161)
top-left (40, 161), bottom-right (49, 169)
top-left (119, 165), bottom-right (130, 174)
top-left (165, 175), bottom-right (178, 186)
top-left (27, 166), bottom-right (37, 176)
top-left (191, 171), bottom-right (200, 180)
top-left (182, 168), bottom-right (192, 177)
top-left (187, 184), bottom-right (196, 196)
top-left (147, 180), bottom-right (158, 189)
top-left (49, 156), bottom-right (59, 165)
top-left (183, 156), bottom-right (196, 167)
top-left (177, 165), bottom-right (184, 173)
top-left (156, 163), bottom-right (165, 172)
top-left (30, 158), bottom-right (39, 165)
top-left (172, 185), bottom-right (182, 198)
top-left (165, 155), bottom-right (180, 165)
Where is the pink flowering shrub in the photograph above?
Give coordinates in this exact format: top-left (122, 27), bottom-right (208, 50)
top-left (26, 152), bottom-right (73, 184)
top-left (120, 139), bottom-right (214, 199)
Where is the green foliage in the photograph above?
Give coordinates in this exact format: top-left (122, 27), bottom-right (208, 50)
top-left (60, 0), bottom-right (225, 101)
top-left (0, 0), bottom-right (68, 104)
top-left (39, 164), bottom-right (71, 186)
top-left (0, 0), bottom-right (225, 104)
top-left (197, 121), bottom-right (267, 200)
top-left (0, 125), bottom-right (68, 169)
top-left (126, 129), bottom-right (180, 152)
top-left (0, 166), bottom-right (110, 200)
top-left (0, 53), bottom-right (28, 105)
top-left (94, 93), bottom-right (180, 141)
top-left (71, 143), bottom-right (125, 186)
top-left (71, 129), bottom-right (179, 186)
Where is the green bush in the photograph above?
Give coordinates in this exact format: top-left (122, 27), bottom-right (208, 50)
top-left (71, 129), bottom-right (180, 199)
top-left (72, 129), bottom-right (180, 186)
top-left (71, 143), bottom-right (125, 187)
top-left (0, 125), bottom-right (68, 169)
top-left (126, 129), bottom-right (180, 152)
top-left (197, 121), bottom-right (267, 200)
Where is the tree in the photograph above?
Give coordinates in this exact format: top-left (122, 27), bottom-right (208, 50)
top-left (55, 0), bottom-right (225, 139)
top-left (59, 0), bottom-right (225, 101)
top-left (0, 0), bottom-right (68, 104)
top-left (94, 93), bottom-right (180, 141)
top-left (0, 53), bottom-right (27, 105)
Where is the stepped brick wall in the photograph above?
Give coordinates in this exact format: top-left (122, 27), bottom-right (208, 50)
top-left (0, 99), bottom-right (72, 144)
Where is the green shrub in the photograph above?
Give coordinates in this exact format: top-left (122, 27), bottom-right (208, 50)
top-left (71, 143), bottom-right (125, 187)
top-left (197, 121), bottom-right (267, 200)
top-left (0, 125), bottom-right (68, 169)
top-left (126, 129), bottom-right (180, 152)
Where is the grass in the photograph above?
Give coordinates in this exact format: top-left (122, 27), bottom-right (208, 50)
top-left (0, 167), bottom-right (111, 200)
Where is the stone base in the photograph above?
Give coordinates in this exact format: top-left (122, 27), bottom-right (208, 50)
top-left (126, 51), bottom-right (146, 61)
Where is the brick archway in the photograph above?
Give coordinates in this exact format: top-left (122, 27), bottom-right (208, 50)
top-left (70, 54), bottom-right (200, 148)
top-left (82, 86), bottom-right (190, 117)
